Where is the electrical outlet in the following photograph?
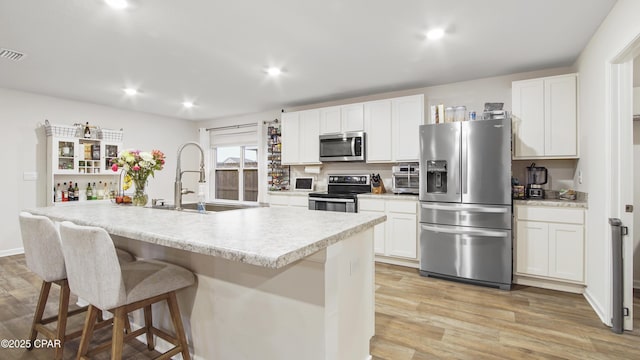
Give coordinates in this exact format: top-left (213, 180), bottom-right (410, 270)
top-left (578, 170), bottom-right (583, 184)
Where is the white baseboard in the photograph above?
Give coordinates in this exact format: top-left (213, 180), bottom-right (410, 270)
top-left (0, 247), bottom-right (24, 257)
top-left (583, 288), bottom-right (610, 326)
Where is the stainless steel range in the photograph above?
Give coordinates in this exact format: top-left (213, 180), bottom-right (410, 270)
top-left (308, 174), bottom-right (371, 213)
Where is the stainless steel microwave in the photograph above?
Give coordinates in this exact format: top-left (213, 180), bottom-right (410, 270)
top-left (319, 132), bottom-right (365, 162)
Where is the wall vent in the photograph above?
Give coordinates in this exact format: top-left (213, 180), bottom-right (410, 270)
top-left (0, 48), bottom-right (25, 62)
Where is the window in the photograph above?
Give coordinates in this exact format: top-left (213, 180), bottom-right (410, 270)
top-left (213, 145), bottom-right (258, 202)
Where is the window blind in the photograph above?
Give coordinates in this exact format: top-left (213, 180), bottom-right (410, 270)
top-left (208, 123), bottom-right (257, 147)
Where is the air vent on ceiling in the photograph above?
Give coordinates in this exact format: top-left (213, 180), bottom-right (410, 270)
top-left (0, 48), bottom-right (26, 62)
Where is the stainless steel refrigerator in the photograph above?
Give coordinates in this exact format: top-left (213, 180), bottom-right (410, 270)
top-left (418, 118), bottom-right (512, 290)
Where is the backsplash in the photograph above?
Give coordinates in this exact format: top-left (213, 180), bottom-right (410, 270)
top-left (288, 159), bottom-right (579, 194)
top-left (290, 162), bottom-right (401, 192)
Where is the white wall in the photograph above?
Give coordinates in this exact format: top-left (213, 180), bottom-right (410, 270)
top-left (288, 67), bottom-right (572, 117)
top-left (634, 121), bottom-right (640, 288)
top-left (0, 88), bottom-right (198, 255)
top-left (572, 0), bottom-right (640, 322)
top-left (286, 67), bottom-right (574, 191)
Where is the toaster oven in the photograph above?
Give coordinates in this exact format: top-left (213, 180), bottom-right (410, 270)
top-left (392, 164), bottom-right (419, 194)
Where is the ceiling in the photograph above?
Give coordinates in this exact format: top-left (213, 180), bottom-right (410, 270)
top-left (0, 0), bottom-right (617, 121)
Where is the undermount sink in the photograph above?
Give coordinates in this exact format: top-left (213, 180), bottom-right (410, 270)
top-left (151, 202), bottom-right (251, 212)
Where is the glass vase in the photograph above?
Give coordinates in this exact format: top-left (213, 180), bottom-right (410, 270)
top-left (132, 178), bottom-right (148, 207)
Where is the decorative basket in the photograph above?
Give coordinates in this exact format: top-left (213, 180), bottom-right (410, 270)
top-left (43, 120), bottom-right (80, 138)
top-left (97, 128), bottom-right (124, 142)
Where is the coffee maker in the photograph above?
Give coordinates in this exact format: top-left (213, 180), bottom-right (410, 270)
top-left (526, 163), bottom-right (548, 199)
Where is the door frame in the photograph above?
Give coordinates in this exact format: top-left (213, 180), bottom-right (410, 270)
top-left (608, 33), bottom-right (640, 331)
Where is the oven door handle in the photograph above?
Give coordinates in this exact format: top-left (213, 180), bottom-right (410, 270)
top-left (309, 197), bottom-right (355, 203)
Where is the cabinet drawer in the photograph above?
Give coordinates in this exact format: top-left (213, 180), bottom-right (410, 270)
top-left (387, 200), bottom-right (417, 214)
top-left (269, 194), bottom-right (289, 206)
top-left (359, 198), bottom-right (385, 212)
top-left (289, 195), bottom-right (309, 207)
top-left (516, 206), bottom-right (583, 224)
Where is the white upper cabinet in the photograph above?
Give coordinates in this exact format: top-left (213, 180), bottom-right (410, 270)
top-left (512, 74), bottom-right (578, 159)
top-left (364, 94), bottom-right (424, 163)
top-left (341, 103), bottom-right (365, 132)
top-left (285, 94), bottom-right (423, 164)
top-left (282, 110), bottom-right (320, 165)
top-left (392, 94), bottom-right (424, 162)
top-left (364, 100), bottom-right (393, 162)
top-left (319, 106), bottom-right (341, 134)
top-left (319, 104), bottom-right (364, 135)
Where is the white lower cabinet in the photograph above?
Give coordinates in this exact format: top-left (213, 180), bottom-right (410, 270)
top-left (268, 192), bottom-right (308, 208)
top-left (359, 197), bottom-right (418, 267)
top-left (514, 204), bottom-right (585, 292)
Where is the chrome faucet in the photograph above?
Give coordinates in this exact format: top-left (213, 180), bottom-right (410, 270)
top-left (174, 142), bottom-right (206, 210)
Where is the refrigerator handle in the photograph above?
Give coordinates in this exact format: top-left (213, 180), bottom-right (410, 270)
top-left (420, 224), bottom-right (507, 238)
top-left (420, 203), bottom-right (509, 213)
top-left (462, 125), bottom-right (468, 195)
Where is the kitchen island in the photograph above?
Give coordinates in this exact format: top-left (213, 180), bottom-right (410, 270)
top-left (25, 204), bottom-right (385, 360)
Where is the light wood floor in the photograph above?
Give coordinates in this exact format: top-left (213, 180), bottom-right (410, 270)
top-left (1, 254), bottom-right (639, 359)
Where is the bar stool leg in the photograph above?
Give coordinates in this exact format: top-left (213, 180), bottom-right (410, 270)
top-left (111, 307), bottom-right (126, 360)
top-left (28, 281), bottom-right (52, 349)
top-left (77, 305), bottom-right (99, 359)
top-left (167, 292), bottom-right (191, 360)
top-left (53, 280), bottom-right (71, 360)
top-left (144, 305), bottom-right (154, 350)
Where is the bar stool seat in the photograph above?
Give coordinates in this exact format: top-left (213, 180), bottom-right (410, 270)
top-left (59, 221), bottom-right (195, 360)
top-left (19, 212), bottom-right (135, 360)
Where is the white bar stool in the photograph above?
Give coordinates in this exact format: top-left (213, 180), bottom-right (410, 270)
top-left (18, 212), bottom-right (135, 360)
top-left (58, 221), bottom-right (195, 360)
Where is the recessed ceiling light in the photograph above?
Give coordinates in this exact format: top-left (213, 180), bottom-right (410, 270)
top-left (426, 28), bottom-right (445, 40)
top-left (266, 67), bottom-right (282, 76)
top-left (105, 0), bottom-right (128, 10)
top-left (123, 88), bottom-right (138, 96)
top-left (182, 101), bottom-right (195, 108)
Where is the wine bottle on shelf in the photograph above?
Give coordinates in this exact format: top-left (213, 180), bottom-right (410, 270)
top-left (68, 182), bottom-right (74, 201)
top-left (104, 182), bottom-right (109, 200)
top-left (92, 182), bottom-right (97, 200)
top-left (84, 122), bottom-right (91, 139)
top-left (97, 181), bottom-right (104, 200)
top-left (109, 182), bottom-right (115, 199)
top-left (62, 182), bottom-right (68, 202)
top-left (55, 183), bottom-right (62, 203)
top-left (74, 182), bottom-right (80, 201)
top-left (86, 182), bottom-right (93, 200)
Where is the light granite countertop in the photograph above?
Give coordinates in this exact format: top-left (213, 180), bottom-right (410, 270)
top-left (267, 190), bottom-right (311, 197)
top-left (24, 204), bottom-right (386, 269)
top-left (514, 199), bottom-right (588, 209)
top-left (358, 193), bottom-right (419, 201)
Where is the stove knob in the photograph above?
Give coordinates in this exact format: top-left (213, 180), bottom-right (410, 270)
top-left (361, 176), bottom-right (366, 182)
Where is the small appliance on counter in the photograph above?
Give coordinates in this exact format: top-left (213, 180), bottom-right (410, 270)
top-left (391, 164), bottom-right (419, 194)
top-left (526, 162), bottom-right (548, 199)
